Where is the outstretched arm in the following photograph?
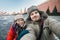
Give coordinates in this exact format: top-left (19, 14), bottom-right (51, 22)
top-left (45, 17), bottom-right (60, 38)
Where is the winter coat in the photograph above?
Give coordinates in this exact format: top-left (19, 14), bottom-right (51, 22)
top-left (20, 17), bottom-right (60, 40)
top-left (20, 6), bottom-right (60, 40)
top-left (20, 14), bottom-right (60, 40)
top-left (6, 25), bottom-right (17, 40)
top-left (6, 23), bottom-right (27, 40)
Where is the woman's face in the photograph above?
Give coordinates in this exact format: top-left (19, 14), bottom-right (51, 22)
top-left (30, 10), bottom-right (41, 22)
top-left (16, 18), bottom-right (25, 27)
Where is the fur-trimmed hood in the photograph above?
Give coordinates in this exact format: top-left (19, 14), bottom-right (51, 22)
top-left (26, 6), bottom-right (48, 24)
top-left (26, 11), bottom-right (48, 24)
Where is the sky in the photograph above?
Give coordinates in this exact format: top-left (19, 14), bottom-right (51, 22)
top-left (0, 0), bottom-right (47, 13)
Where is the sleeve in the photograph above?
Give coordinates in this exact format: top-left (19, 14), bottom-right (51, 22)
top-left (46, 17), bottom-right (60, 38)
top-left (20, 24), bottom-right (37, 40)
top-left (6, 26), bottom-right (16, 40)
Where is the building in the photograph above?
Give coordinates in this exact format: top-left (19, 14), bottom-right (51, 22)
top-left (38, 0), bottom-right (60, 13)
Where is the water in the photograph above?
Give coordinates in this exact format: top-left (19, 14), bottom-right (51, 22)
top-left (0, 14), bottom-right (60, 40)
top-left (49, 16), bottom-right (60, 21)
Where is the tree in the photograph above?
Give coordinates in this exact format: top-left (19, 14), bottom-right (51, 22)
top-left (52, 6), bottom-right (58, 15)
top-left (46, 7), bottom-right (50, 15)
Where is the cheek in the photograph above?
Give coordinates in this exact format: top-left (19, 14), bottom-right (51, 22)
top-left (19, 21), bottom-right (24, 25)
top-left (37, 13), bottom-right (40, 18)
top-left (30, 16), bottom-right (33, 19)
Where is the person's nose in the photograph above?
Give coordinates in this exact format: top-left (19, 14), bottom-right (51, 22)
top-left (33, 13), bottom-right (36, 17)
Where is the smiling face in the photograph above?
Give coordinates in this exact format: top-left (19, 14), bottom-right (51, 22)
top-left (16, 18), bottom-right (25, 27)
top-left (30, 10), bottom-right (41, 22)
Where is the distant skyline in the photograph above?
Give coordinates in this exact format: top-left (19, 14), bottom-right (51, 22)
top-left (0, 0), bottom-right (47, 13)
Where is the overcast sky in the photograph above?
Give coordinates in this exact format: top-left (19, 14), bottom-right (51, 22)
top-left (0, 0), bottom-right (47, 13)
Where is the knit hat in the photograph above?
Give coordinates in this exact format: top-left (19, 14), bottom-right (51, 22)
top-left (27, 6), bottom-right (39, 15)
top-left (14, 15), bottom-right (24, 21)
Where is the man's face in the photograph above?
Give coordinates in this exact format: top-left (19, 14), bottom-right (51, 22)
top-left (30, 10), bottom-right (41, 22)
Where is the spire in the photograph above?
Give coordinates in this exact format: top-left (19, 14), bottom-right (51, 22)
top-left (46, 6), bottom-right (50, 15)
top-left (24, 8), bottom-right (26, 13)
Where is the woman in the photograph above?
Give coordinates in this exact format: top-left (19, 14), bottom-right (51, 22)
top-left (6, 15), bottom-right (27, 40)
top-left (20, 6), bottom-right (60, 40)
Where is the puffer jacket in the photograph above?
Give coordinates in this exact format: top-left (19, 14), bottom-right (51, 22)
top-left (6, 25), bottom-right (17, 40)
top-left (20, 13), bottom-right (60, 40)
top-left (6, 23), bottom-right (27, 40)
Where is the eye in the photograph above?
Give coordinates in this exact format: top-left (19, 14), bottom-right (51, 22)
top-left (17, 18), bottom-right (24, 21)
top-left (35, 11), bottom-right (38, 14)
top-left (30, 13), bottom-right (34, 16)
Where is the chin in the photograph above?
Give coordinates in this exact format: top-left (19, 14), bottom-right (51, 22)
top-left (33, 19), bottom-right (36, 21)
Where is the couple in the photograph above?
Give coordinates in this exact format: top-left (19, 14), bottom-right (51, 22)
top-left (7, 6), bottom-right (60, 40)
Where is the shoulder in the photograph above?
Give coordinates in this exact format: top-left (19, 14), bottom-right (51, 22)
top-left (44, 17), bottom-right (58, 24)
